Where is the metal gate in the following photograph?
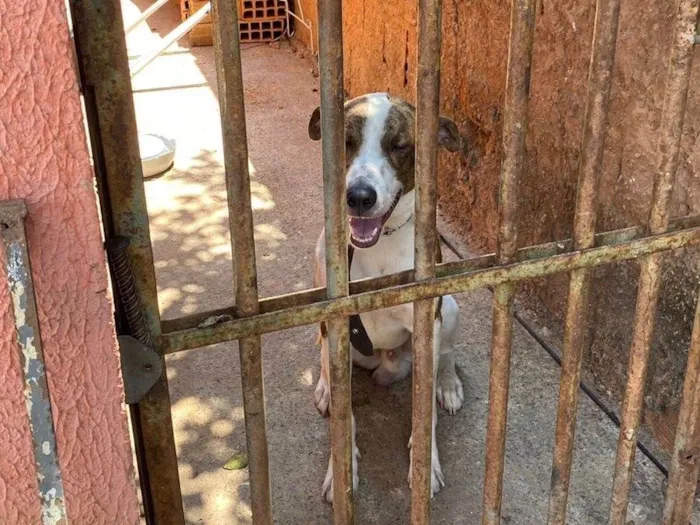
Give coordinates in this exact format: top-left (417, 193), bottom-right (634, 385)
top-left (67, 0), bottom-right (700, 522)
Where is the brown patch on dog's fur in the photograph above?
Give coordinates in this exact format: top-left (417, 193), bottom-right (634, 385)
top-left (307, 94), bottom-right (372, 143)
top-left (344, 112), bottom-right (366, 167)
top-left (383, 99), bottom-right (416, 192)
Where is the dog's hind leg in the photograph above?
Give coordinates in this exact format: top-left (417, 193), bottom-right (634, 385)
top-left (436, 295), bottom-right (464, 415)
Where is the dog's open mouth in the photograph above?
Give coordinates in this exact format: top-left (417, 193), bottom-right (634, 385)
top-left (349, 192), bottom-right (401, 249)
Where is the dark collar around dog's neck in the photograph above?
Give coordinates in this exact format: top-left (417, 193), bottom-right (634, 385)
top-left (383, 214), bottom-right (413, 237)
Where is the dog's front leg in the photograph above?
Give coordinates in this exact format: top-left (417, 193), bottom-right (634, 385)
top-left (437, 295), bottom-right (464, 415)
top-left (322, 412), bottom-right (360, 503)
top-left (408, 311), bottom-right (446, 497)
top-left (314, 324), bottom-right (332, 416)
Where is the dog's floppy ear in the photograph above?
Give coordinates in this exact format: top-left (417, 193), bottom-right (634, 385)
top-left (438, 116), bottom-right (460, 152)
top-left (308, 106), bottom-right (322, 141)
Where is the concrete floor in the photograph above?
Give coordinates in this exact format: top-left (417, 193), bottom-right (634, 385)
top-left (124, 3), bottom-right (679, 523)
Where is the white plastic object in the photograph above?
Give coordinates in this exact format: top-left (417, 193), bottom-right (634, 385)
top-left (139, 133), bottom-right (176, 178)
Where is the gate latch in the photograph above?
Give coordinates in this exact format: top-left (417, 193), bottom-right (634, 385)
top-left (118, 335), bottom-right (163, 404)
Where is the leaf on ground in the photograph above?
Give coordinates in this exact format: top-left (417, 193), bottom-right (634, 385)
top-left (223, 450), bottom-right (248, 470)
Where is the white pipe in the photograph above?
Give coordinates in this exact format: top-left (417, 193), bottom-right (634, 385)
top-left (280, 0), bottom-right (314, 55)
top-left (276, 0), bottom-right (293, 37)
top-left (130, 2), bottom-right (211, 78)
top-left (125, 0), bottom-right (172, 35)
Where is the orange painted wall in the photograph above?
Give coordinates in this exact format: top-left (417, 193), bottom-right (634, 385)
top-left (0, 0), bottom-right (140, 523)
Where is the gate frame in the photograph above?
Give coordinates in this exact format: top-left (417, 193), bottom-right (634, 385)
top-left (68, 0), bottom-right (700, 523)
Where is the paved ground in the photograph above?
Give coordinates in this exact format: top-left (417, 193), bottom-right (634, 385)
top-left (124, 2), bottom-right (678, 523)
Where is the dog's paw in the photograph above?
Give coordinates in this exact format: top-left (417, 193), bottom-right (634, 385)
top-left (315, 376), bottom-right (331, 417)
top-left (407, 436), bottom-right (445, 498)
top-left (437, 370), bottom-right (464, 415)
top-left (322, 447), bottom-right (360, 504)
top-left (322, 459), bottom-right (335, 503)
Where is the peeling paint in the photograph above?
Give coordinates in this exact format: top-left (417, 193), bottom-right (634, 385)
top-left (1, 201), bottom-right (69, 525)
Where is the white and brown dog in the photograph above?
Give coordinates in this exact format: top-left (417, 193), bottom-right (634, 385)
top-left (308, 93), bottom-right (464, 502)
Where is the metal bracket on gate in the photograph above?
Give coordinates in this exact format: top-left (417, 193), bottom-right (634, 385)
top-left (117, 335), bottom-right (162, 404)
top-left (0, 199), bottom-right (69, 525)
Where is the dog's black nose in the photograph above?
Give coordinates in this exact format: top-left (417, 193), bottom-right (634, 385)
top-left (346, 184), bottom-right (377, 214)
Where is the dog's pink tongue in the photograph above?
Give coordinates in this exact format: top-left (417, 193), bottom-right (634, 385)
top-left (349, 217), bottom-right (383, 247)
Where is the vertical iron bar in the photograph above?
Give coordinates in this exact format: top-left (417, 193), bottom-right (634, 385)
top-left (411, 0), bottom-right (443, 520)
top-left (546, 0), bottom-right (621, 521)
top-left (608, 0), bottom-right (700, 521)
top-left (481, 0), bottom-right (536, 522)
top-left (661, 291), bottom-right (700, 524)
top-left (0, 200), bottom-right (69, 525)
top-left (317, 0), bottom-right (353, 522)
top-left (68, 1), bottom-right (184, 522)
top-left (211, 0), bottom-right (273, 523)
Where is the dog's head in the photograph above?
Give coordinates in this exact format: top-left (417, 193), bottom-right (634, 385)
top-left (308, 93), bottom-right (460, 249)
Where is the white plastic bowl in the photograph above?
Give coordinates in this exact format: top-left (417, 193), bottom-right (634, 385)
top-left (139, 133), bottom-right (176, 178)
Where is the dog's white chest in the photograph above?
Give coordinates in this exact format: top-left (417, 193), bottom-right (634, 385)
top-left (351, 228), bottom-right (414, 278)
top-left (358, 304), bottom-right (413, 349)
top-left (351, 229), bottom-right (414, 349)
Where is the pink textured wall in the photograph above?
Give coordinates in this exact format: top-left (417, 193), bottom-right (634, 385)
top-left (0, 0), bottom-right (141, 523)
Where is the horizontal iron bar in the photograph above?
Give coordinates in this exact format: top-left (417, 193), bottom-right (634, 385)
top-left (161, 214), bottom-right (700, 335)
top-left (160, 220), bottom-right (700, 353)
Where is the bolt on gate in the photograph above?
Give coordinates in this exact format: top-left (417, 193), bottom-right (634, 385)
top-left (65, 0), bottom-right (700, 521)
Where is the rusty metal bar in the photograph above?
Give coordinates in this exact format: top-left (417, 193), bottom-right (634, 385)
top-left (160, 214), bottom-right (700, 336)
top-left (0, 200), bottom-right (68, 525)
top-left (481, 0), bottom-right (536, 521)
top-left (661, 290), bottom-right (700, 524)
top-left (411, 0), bottom-right (443, 519)
top-left (162, 225), bottom-right (700, 354)
top-left (482, 280), bottom-right (516, 525)
top-left (67, 0), bottom-right (184, 522)
top-left (608, 0), bottom-right (700, 521)
top-left (547, 0), bottom-right (621, 520)
top-left (316, 0), bottom-right (353, 521)
top-left (211, 0), bottom-right (273, 522)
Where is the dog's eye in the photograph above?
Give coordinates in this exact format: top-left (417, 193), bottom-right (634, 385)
top-left (392, 144), bottom-right (412, 155)
top-left (345, 137), bottom-right (355, 149)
